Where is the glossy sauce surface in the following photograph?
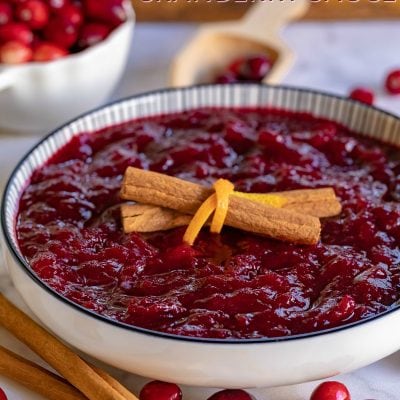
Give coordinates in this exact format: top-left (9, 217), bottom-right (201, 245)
top-left (17, 108), bottom-right (400, 339)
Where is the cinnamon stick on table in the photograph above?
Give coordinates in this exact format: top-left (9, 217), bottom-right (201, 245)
top-left (120, 167), bottom-right (340, 245)
top-left (0, 294), bottom-right (138, 400)
top-left (0, 346), bottom-right (87, 400)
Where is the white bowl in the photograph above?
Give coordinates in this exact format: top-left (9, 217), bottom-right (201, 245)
top-left (0, 3), bottom-right (135, 134)
top-left (2, 84), bottom-right (400, 388)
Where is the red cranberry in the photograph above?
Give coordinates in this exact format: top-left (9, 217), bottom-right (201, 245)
top-left (349, 87), bottom-right (374, 105)
top-left (0, 388), bottom-right (7, 400)
top-left (44, 17), bottom-right (77, 48)
top-left (33, 42), bottom-right (67, 61)
top-left (385, 69), bottom-right (400, 94)
top-left (310, 381), bottom-right (351, 400)
top-left (215, 72), bottom-right (237, 84)
top-left (78, 22), bottom-right (111, 48)
top-left (0, 2), bottom-right (13, 25)
top-left (56, 3), bottom-right (83, 27)
top-left (228, 58), bottom-right (243, 76)
top-left (244, 55), bottom-right (271, 81)
top-left (16, 0), bottom-right (49, 30)
top-left (0, 40), bottom-right (33, 64)
top-left (85, 0), bottom-right (127, 26)
top-left (47, 0), bottom-right (69, 9)
top-left (229, 54), bottom-right (271, 81)
top-left (0, 23), bottom-right (34, 45)
top-left (139, 381), bottom-right (182, 400)
top-left (207, 389), bottom-right (254, 400)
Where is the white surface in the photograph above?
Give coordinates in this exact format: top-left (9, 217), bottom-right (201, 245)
top-left (0, 20), bottom-right (400, 399)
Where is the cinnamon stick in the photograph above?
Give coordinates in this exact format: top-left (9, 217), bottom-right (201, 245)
top-left (121, 204), bottom-right (192, 232)
top-left (269, 188), bottom-right (341, 217)
top-left (121, 184), bottom-right (342, 233)
top-left (0, 294), bottom-right (138, 400)
top-left (121, 167), bottom-right (324, 245)
top-left (91, 365), bottom-right (138, 400)
top-left (0, 346), bottom-right (87, 400)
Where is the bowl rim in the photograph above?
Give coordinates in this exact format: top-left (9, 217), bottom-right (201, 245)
top-left (2, 83), bottom-right (400, 345)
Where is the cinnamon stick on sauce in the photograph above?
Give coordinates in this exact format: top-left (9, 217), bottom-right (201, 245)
top-left (120, 167), bottom-right (341, 245)
top-left (121, 187), bottom-right (341, 233)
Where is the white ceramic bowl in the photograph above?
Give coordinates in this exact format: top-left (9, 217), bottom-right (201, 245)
top-left (0, 3), bottom-right (135, 134)
top-left (2, 84), bottom-right (400, 388)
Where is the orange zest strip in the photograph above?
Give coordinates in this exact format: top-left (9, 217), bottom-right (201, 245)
top-left (233, 192), bottom-right (287, 208)
top-left (183, 178), bottom-right (287, 246)
top-left (210, 179), bottom-right (235, 234)
top-left (183, 194), bottom-right (217, 246)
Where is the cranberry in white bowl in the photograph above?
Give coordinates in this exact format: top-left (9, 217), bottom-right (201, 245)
top-left (0, 0), bottom-right (134, 133)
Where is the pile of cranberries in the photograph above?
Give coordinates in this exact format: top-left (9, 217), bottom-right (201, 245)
top-left (216, 55), bottom-right (400, 104)
top-left (214, 54), bottom-right (272, 84)
top-left (0, 0), bottom-right (127, 64)
top-left (138, 380), bottom-right (352, 400)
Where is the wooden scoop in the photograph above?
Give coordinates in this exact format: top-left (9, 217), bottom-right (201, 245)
top-left (170, 0), bottom-right (309, 87)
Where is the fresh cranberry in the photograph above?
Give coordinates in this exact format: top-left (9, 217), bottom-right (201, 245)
top-left (0, 23), bottom-right (33, 45)
top-left (0, 388), bottom-right (7, 400)
top-left (229, 55), bottom-right (271, 81)
top-left (207, 389), bottom-right (254, 400)
top-left (16, 0), bottom-right (49, 30)
top-left (349, 87), bottom-right (374, 105)
top-left (310, 381), bottom-right (351, 400)
top-left (0, 2), bottom-right (13, 25)
top-left (243, 55), bottom-right (271, 81)
top-left (139, 380), bottom-right (182, 400)
top-left (385, 69), bottom-right (400, 94)
top-left (33, 42), bottom-right (67, 61)
top-left (46, 0), bottom-right (68, 9)
top-left (215, 72), bottom-right (237, 84)
top-left (44, 17), bottom-right (77, 48)
top-left (228, 58), bottom-right (243, 76)
top-left (56, 3), bottom-right (83, 27)
top-left (78, 22), bottom-right (111, 48)
top-left (0, 40), bottom-right (33, 64)
top-left (85, 0), bottom-right (127, 26)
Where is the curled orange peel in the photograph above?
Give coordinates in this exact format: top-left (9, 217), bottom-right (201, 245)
top-left (183, 179), bottom-right (287, 246)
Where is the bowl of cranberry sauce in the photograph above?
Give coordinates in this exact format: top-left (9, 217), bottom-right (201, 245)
top-left (2, 84), bottom-right (400, 388)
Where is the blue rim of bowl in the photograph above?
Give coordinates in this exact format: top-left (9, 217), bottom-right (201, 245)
top-left (2, 83), bottom-right (400, 344)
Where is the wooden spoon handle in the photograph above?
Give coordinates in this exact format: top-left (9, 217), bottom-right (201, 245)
top-left (242, 0), bottom-right (309, 31)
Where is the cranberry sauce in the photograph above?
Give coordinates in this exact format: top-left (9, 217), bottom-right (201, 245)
top-left (16, 108), bottom-right (400, 339)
